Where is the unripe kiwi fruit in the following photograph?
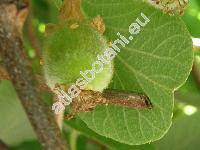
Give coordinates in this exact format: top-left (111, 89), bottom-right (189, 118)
top-left (43, 22), bottom-right (113, 92)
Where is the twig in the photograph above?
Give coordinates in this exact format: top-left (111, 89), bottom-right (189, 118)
top-left (65, 90), bottom-right (152, 120)
top-left (0, 1), bottom-right (67, 149)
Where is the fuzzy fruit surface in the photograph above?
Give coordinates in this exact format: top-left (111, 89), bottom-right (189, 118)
top-left (43, 23), bottom-right (113, 91)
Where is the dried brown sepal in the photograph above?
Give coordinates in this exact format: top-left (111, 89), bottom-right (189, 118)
top-left (90, 16), bottom-right (106, 34)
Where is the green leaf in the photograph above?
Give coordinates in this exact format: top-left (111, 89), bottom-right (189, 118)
top-left (79, 0), bottom-right (193, 145)
top-left (182, 0), bottom-right (200, 37)
top-left (154, 111), bottom-right (200, 150)
top-left (0, 81), bottom-right (36, 146)
top-left (65, 118), bottom-right (155, 150)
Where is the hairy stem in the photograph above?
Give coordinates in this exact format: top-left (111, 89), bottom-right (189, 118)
top-left (0, 1), bottom-right (67, 149)
top-left (65, 90), bottom-right (152, 120)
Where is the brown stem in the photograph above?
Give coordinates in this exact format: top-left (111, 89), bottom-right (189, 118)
top-left (102, 90), bottom-right (152, 108)
top-left (65, 90), bottom-right (152, 120)
top-left (0, 1), bottom-right (67, 149)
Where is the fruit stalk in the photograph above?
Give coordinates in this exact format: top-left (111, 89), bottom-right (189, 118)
top-left (65, 90), bottom-right (152, 120)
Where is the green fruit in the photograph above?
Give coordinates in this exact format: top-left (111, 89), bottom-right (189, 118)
top-left (43, 22), bottom-right (113, 92)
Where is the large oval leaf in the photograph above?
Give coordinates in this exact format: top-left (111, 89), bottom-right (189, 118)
top-left (79, 0), bottom-right (193, 145)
